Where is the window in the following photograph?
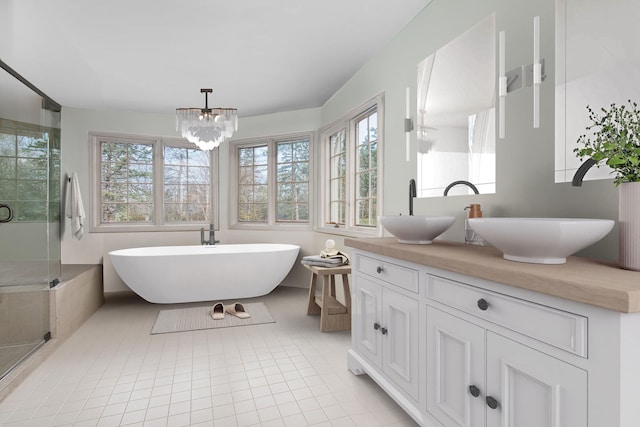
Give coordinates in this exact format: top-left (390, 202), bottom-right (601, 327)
top-left (0, 122), bottom-right (60, 222)
top-left (231, 133), bottom-right (312, 228)
top-left (276, 139), bottom-right (310, 222)
top-left (328, 130), bottom-right (346, 225)
top-left (238, 144), bottom-right (269, 222)
top-left (355, 109), bottom-right (378, 226)
top-left (91, 132), bottom-right (218, 231)
top-left (99, 139), bottom-right (153, 223)
top-left (320, 94), bottom-right (383, 235)
top-left (163, 145), bottom-right (212, 223)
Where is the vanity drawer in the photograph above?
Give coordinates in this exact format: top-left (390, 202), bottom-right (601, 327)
top-left (427, 274), bottom-right (588, 357)
top-left (356, 254), bottom-right (419, 293)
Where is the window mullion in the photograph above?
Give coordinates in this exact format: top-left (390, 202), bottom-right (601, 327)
top-left (347, 120), bottom-right (356, 229)
top-left (154, 139), bottom-right (164, 225)
top-left (268, 139), bottom-right (276, 226)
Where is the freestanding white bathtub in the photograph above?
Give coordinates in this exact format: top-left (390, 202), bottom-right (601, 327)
top-left (109, 244), bottom-right (300, 303)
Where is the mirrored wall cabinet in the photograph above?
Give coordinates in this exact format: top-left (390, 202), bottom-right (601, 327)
top-left (416, 14), bottom-right (496, 198)
top-left (555, 0), bottom-right (640, 183)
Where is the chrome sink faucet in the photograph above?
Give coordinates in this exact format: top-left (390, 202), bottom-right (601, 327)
top-left (201, 223), bottom-right (220, 245)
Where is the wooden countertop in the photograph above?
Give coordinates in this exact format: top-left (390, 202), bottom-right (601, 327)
top-left (345, 237), bottom-right (640, 313)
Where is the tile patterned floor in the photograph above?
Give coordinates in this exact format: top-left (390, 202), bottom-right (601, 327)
top-left (0, 287), bottom-right (417, 426)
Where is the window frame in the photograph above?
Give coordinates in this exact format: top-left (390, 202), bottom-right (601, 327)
top-left (327, 128), bottom-right (347, 226)
top-left (229, 131), bottom-right (314, 230)
top-left (318, 93), bottom-right (384, 237)
top-left (89, 131), bottom-right (219, 232)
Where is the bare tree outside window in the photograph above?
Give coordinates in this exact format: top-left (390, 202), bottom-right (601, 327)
top-left (0, 124), bottom-right (59, 222)
top-left (233, 133), bottom-right (312, 226)
top-left (238, 145), bottom-right (269, 222)
top-left (100, 141), bottom-right (153, 223)
top-left (276, 139), bottom-right (309, 222)
top-left (329, 130), bottom-right (346, 225)
top-left (164, 146), bottom-right (210, 223)
top-left (355, 110), bottom-right (378, 227)
top-left (93, 134), bottom-right (217, 229)
top-left (320, 95), bottom-right (382, 234)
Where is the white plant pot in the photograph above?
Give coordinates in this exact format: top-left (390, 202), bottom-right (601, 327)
top-left (619, 182), bottom-right (640, 271)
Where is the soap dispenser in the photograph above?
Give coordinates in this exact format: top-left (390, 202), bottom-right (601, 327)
top-left (464, 204), bottom-right (486, 245)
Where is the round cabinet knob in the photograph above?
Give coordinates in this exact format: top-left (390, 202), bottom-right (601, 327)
top-left (373, 322), bottom-right (380, 330)
top-left (477, 298), bottom-right (489, 311)
top-left (486, 396), bottom-right (499, 409)
top-left (376, 266), bottom-right (384, 274)
top-left (469, 385), bottom-right (480, 398)
top-left (381, 327), bottom-right (388, 335)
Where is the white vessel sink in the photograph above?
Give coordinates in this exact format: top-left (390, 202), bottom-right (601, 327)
top-left (468, 217), bottom-right (615, 264)
top-left (380, 215), bottom-right (455, 244)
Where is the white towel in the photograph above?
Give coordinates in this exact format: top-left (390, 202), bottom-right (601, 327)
top-left (65, 172), bottom-right (85, 240)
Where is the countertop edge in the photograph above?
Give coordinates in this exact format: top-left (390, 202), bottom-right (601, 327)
top-left (345, 237), bottom-right (640, 313)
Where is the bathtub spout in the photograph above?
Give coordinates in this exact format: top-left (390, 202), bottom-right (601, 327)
top-left (201, 224), bottom-right (220, 245)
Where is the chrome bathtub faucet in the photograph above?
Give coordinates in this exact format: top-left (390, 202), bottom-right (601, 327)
top-left (200, 223), bottom-right (220, 245)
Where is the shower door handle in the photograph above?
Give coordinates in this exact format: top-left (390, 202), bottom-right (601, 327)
top-left (0, 204), bottom-right (14, 223)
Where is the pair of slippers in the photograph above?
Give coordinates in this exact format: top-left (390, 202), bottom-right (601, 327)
top-left (211, 302), bottom-right (251, 320)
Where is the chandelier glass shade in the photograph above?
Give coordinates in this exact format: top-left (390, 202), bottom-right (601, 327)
top-left (176, 89), bottom-right (238, 151)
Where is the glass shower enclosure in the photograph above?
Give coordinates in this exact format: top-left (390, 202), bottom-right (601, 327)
top-left (0, 60), bottom-right (61, 380)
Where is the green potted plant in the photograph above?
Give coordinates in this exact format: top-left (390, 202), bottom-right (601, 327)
top-left (574, 99), bottom-right (640, 270)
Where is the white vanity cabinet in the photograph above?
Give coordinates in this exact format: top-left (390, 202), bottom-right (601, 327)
top-left (425, 307), bottom-right (485, 426)
top-left (352, 255), bottom-right (420, 402)
top-left (346, 241), bottom-right (640, 427)
top-left (426, 306), bottom-right (587, 427)
top-left (426, 274), bottom-right (588, 427)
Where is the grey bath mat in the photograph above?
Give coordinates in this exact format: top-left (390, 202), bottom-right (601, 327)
top-left (151, 302), bottom-right (274, 334)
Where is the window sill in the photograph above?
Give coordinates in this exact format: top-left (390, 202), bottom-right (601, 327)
top-left (89, 223), bottom-right (218, 233)
top-left (315, 225), bottom-right (380, 239)
top-left (228, 222), bottom-right (313, 232)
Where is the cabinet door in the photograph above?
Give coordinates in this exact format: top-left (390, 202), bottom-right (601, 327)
top-left (485, 332), bottom-right (587, 427)
top-left (426, 307), bottom-right (485, 427)
top-left (382, 288), bottom-right (420, 400)
top-left (354, 276), bottom-right (382, 367)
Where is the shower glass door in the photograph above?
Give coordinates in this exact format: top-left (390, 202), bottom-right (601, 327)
top-left (0, 62), bottom-right (61, 379)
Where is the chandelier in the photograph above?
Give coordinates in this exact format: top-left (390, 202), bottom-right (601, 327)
top-left (176, 89), bottom-right (238, 151)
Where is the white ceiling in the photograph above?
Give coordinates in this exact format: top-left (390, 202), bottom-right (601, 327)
top-left (1, 0), bottom-right (430, 117)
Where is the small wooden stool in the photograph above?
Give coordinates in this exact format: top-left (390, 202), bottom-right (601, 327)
top-left (303, 264), bottom-right (352, 332)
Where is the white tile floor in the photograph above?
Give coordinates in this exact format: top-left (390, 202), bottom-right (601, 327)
top-left (0, 286), bottom-right (417, 426)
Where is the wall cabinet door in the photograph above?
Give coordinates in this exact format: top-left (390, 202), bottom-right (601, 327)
top-left (485, 332), bottom-right (587, 427)
top-left (382, 287), bottom-right (420, 400)
top-left (426, 307), bottom-right (485, 427)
